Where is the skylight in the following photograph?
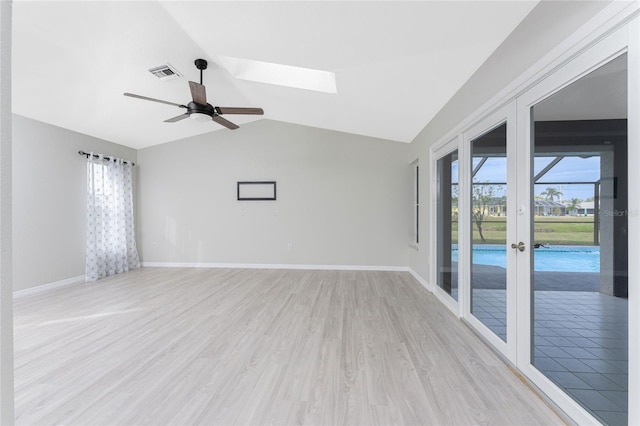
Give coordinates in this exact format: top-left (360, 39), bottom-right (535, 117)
top-left (218, 56), bottom-right (337, 94)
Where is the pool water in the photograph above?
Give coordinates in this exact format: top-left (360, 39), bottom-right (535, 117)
top-left (452, 245), bottom-right (600, 273)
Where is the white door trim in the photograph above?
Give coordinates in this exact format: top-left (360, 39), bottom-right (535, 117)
top-left (627, 14), bottom-right (640, 426)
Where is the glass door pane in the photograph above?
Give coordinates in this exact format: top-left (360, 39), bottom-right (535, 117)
top-left (470, 124), bottom-right (508, 341)
top-left (531, 54), bottom-right (628, 425)
top-left (437, 150), bottom-right (458, 300)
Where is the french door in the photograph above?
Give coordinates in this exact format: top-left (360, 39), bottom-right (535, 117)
top-left (446, 23), bottom-right (636, 425)
top-left (515, 37), bottom-right (631, 424)
top-left (459, 104), bottom-right (518, 360)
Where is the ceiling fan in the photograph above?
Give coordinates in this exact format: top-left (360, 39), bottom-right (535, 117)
top-left (124, 59), bottom-right (263, 130)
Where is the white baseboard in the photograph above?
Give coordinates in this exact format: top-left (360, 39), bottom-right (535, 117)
top-left (409, 268), bottom-right (461, 316)
top-left (142, 261), bottom-right (409, 272)
top-left (13, 275), bottom-right (85, 299)
top-left (408, 268), bottom-right (432, 292)
top-left (13, 264), bottom-right (412, 299)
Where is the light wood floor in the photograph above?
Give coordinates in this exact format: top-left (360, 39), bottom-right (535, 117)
top-left (14, 267), bottom-right (564, 425)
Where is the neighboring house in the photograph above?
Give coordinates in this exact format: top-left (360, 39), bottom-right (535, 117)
top-left (573, 200), bottom-right (596, 216)
top-left (534, 200), bottom-right (567, 216)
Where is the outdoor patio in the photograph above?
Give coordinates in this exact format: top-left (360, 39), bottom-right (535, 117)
top-left (467, 283), bottom-right (628, 426)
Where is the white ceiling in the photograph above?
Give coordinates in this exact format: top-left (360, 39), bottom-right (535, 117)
top-left (12, 1), bottom-right (538, 149)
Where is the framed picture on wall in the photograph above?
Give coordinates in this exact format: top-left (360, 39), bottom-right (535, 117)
top-left (237, 181), bottom-right (277, 201)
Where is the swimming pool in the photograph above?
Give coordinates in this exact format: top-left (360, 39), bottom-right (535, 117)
top-left (451, 245), bottom-right (600, 273)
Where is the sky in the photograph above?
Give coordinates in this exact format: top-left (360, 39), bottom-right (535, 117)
top-left (451, 155), bottom-right (601, 201)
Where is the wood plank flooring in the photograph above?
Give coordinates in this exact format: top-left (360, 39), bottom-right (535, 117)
top-left (13, 267), bottom-right (564, 425)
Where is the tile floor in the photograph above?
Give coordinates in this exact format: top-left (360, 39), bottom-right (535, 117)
top-left (533, 290), bottom-right (628, 426)
top-left (471, 288), bottom-right (506, 341)
top-left (466, 288), bottom-right (628, 426)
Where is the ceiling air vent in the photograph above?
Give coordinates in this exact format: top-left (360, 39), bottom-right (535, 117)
top-left (148, 63), bottom-right (182, 81)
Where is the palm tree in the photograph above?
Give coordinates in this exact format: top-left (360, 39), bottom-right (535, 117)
top-left (541, 187), bottom-right (563, 202)
top-left (566, 198), bottom-right (582, 215)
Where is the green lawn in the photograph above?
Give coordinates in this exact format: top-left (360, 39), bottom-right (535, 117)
top-left (452, 216), bottom-right (597, 245)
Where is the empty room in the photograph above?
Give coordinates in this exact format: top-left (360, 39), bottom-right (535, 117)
top-left (1, 1), bottom-right (639, 425)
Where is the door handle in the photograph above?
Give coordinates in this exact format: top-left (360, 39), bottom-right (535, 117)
top-left (511, 242), bottom-right (526, 252)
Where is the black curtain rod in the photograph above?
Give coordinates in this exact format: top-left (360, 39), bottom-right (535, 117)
top-left (78, 150), bottom-right (135, 166)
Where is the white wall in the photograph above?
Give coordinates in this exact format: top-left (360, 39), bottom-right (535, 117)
top-left (408, 0), bottom-right (611, 280)
top-left (138, 120), bottom-right (411, 268)
top-left (12, 115), bottom-right (137, 291)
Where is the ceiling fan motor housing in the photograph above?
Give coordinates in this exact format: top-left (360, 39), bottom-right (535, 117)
top-left (187, 101), bottom-right (215, 116)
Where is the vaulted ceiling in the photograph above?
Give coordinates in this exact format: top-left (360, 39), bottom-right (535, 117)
top-left (12, 1), bottom-right (538, 149)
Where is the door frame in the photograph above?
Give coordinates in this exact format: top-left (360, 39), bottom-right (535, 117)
top-left (515, 23), bottom-right (634, 425)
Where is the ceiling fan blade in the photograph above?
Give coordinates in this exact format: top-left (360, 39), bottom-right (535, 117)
top-left (164, 113), bottom-right (190, 123)
top-left (123, 93), bottom-right (186, 108)
top-left (212, 115), bottom-right (239, 130)
top-left (216, 107), bottom-right (264, 115)
top-left (189, 81), bottom-right (207, 105)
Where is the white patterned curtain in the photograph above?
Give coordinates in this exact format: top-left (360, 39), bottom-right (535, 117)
top-left (85, 153), bottom-right (140, 281)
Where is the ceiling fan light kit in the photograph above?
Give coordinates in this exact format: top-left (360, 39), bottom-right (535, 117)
top-left (124, 58), bottom-right (264, 130)
top-left (190, 112), bottom-right (211, 122)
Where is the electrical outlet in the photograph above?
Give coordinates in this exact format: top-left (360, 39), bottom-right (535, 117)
top-left (287, 243), bottom-right (293, 250)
